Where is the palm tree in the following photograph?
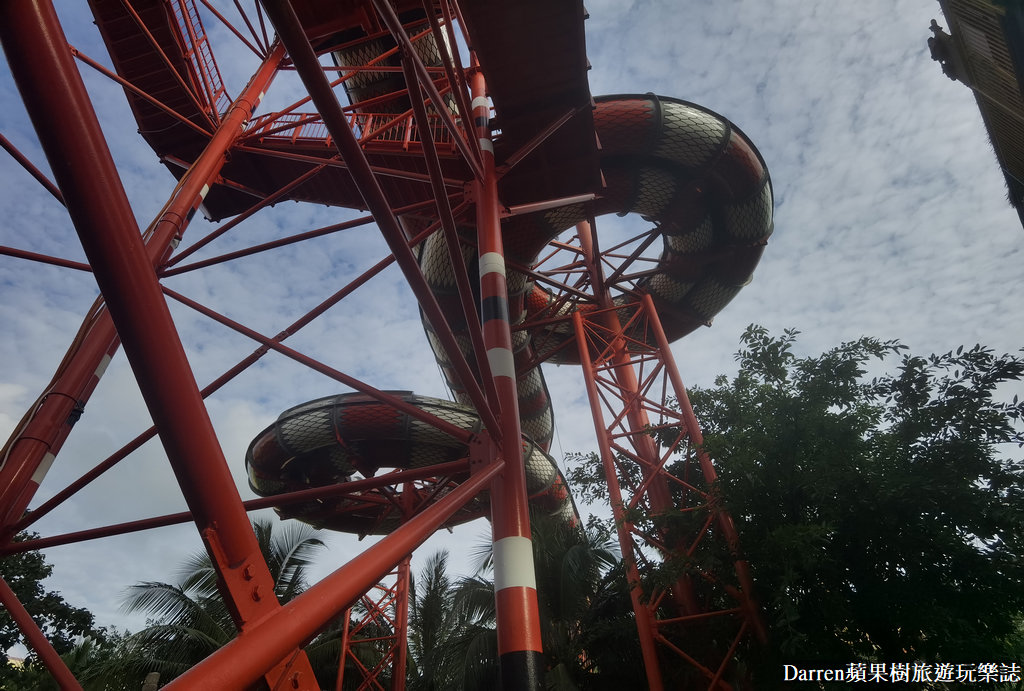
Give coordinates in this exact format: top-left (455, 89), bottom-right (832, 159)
top-left (98, 517), bottom-right (342, 687)
top-left (410, 515), bottom-right (641, 691)
top-left (405, 550), bottom-right (477, 690)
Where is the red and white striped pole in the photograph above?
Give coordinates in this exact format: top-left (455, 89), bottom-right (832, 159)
top-left (471, 68), bottom-right (545, 690)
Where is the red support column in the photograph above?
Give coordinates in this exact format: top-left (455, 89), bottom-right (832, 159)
top-left (0, 3), bottom-right (316, 688)
top-left (471, 69), bottom-right (545, 691)
top-left (569, 221), bottom-right (758, 689)
top-left (392, 556), bottom-right (411, 691)
top-left (573, 309), bottom-right (665, 691)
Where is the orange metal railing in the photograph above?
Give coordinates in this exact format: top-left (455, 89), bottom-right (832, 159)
top-left (244, 111), bottom-right (457, 151)
top-left (170, 0), bottom-right (230, 119)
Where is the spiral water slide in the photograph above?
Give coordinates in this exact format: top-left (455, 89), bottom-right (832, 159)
top-left (247, 94), bottom-right (773, 532)
top-left (0, 0), bottom-right (771, 688)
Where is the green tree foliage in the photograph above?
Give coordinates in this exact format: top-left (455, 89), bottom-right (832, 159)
top-left (1, 632), bottom-right (132, 691)
top-left (97, 517), bottom-right (356, 688)
top-left (0, 533), bottom-right (111, 688)
top-left (684, 326), bottom-right (1024, 678)
top-left (406, 550), bottom-right (495, 690)
top-left (0, 533), bottom-right (99, 655)
top-left (408, 515), bottom-right (644, 690)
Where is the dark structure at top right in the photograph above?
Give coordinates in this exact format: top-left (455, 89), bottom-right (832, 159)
top-left (931, 0), bottom-right (1024, 228)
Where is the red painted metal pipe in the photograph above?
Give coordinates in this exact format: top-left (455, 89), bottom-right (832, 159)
top-left (0, 2), bottom-right (316, 687)
top-left (166, 459), bottom-right (502, 690)
top-left (0, 245), bottom-right (90, 271)
top-left (0, 577), bottom-right (81, 690)
top-left (392, 555), bottom-right (412, 691)
top-left (469, 68), bottom-right (545, 691)
top-left (0, 132), bottom-right (64, 205)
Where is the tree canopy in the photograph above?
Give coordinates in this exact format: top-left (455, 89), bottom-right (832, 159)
top-left (684, 326), bottom-right (1024, 679)
top-left (0, 533), bottom-right (100, 656)
top-left (8, 326), bottom-right (1023, 689)
top-left (0, 533), bottom-right (111, 689)
top-left (95, 517), bottom-right (350, 688)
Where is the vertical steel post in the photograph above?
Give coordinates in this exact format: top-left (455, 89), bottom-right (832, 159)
top-left (470, 70), bottom-right (545, 690)
top-left (392, 555), bottom-right (412, 691)
top-left (335, 606), bottom-right (353, 691)
top-left (573, 310), bottom-right (666, 691)
top-left (0, 2), bottom-right (316, 688)
top-left (572, 220), bottom-right (760, 687)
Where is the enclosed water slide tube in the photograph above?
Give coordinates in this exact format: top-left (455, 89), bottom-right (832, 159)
top-left (247, 392), bottom-right (575, 534)
top-left (0, 1), bottom-right (773, 686)
top-left (417, 94), bottom-right (774, 452)
top-left (247, 93), bottom-right (773, 531)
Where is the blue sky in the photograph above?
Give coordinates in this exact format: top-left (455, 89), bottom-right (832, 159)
top-left (1, 0), bottom-right (1022, 641)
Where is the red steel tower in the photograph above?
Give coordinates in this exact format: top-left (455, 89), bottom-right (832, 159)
top-left (0, 1), bottom-right (772, 688)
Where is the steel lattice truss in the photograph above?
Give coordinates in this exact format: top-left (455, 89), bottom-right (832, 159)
top-left (0, 1), bottom-right (772, 688)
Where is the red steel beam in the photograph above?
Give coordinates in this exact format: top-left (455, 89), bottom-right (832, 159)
top-left (0, 577), bottom-right (81, 690)
top-left (0, 245), bottom-right (90, 272)
top-left (0, 3), bottom-right (317, 688)
top-left (469, 68), bottom-right (545, 690)
top-left (0, 132), bottom-right (64, 205)
top-left (4, 459), bottom-right (471, 554)
top-left (71, 46), bottom-right (214, 140)
top-left (165, 459), bottom-right (502, 690)
top-left (162, 286), bottom-right (476, 443)
top-left (196, 0), bottom-right (266, 58)
top-left (400, 52), bottom-right (500, 410)
top-left (163, 198), bottom-right (461, 277)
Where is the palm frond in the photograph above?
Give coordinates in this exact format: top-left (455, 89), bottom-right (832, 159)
top-left (115, 517), bottom-right (336, 684)
top-left (175, 551), bottom-right (220, 598)
top-left (269, 520), bottom-right (325, 602)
